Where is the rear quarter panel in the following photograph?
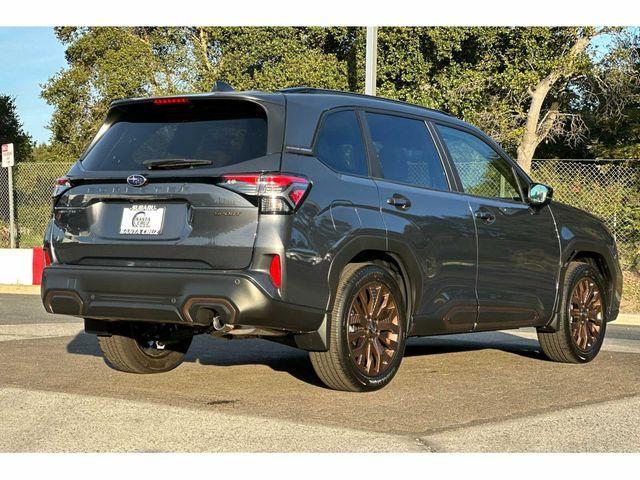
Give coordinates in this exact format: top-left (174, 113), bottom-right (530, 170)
top-left (279, 153), bottom-right (386, 310)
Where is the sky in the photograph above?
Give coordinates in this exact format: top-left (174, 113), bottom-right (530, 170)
top-left (0, 27), bottom-right (66, 144)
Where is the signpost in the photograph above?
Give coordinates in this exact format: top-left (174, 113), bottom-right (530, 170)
top-left (2, 143), bottom-right (16, 248)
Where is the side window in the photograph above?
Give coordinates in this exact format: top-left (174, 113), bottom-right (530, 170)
top-left (365, 113), bottom-right (449, 190)
top-left (314, 110), bottom-right (368, 176)
top-left (436, 125), bottom-right (522, 201)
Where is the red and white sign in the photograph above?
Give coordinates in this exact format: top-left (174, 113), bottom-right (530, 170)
top-left (0, 248), bottom-right (46, 285)
top-left (2, 143), bottom-right (15, 167)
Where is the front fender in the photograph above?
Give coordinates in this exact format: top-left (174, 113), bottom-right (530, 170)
top-left (541, 203), bottom-right (623, 331)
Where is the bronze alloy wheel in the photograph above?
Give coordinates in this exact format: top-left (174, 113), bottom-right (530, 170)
top-left (346, 281), bottom-right (401, 376)
top-left (569, 276), bottom-right (604, 352)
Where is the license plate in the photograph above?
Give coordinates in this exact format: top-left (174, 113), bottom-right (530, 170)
top-left (119, 205), bottom-right (165, 235)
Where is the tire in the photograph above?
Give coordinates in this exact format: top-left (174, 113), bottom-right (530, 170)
top-left (537, 261), bottom-right (607, 363)
top-left (97, 322), bottom-right (193, 374)
top-left (310, 262), bottom-right (408, 392)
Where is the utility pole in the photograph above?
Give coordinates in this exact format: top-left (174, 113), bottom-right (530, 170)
top-left (365, 26), bottom-right (378, 96)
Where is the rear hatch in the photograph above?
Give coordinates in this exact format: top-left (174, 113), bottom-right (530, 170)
top-left (50, 94), bottom-right (285, 270)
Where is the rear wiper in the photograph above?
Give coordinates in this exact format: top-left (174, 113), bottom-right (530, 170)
top-left (143, 159), bottom-right (213, 170)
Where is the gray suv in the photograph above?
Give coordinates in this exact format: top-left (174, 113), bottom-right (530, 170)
top-left (41, 87), bottom-right (623, 391)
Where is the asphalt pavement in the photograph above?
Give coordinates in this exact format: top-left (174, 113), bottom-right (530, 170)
top-left (1, 293), bottom-right (639, 452)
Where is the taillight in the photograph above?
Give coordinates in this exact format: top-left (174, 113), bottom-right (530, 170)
top-left (43, 247), bottom-right (52, 268)
top-left (218, 173), bottom-right (311, 214)
top-left (269, 254), bottom-right (282, 289)
top-left (153, 97), bottom-right (190, 105)
top-left (52, 177), bottom-right (71, 197)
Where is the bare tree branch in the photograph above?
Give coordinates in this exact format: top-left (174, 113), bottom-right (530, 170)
top-left (516, 30), bottom-right (598, 172)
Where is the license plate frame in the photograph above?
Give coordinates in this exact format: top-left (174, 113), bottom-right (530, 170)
top-left (119, 204), bottom-right (166, 235)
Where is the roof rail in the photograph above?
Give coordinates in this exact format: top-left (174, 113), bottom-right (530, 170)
top-left (277, 87), bottom-right (453, 117)
top-left (278, 87), bottom-right (320, 94)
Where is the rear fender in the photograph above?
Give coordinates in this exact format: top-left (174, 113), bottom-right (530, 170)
top-left (294, 235), bottom-right (421, 351)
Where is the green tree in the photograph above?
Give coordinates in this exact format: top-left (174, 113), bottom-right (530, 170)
top-left (0, 95), bottom-right (32, 235)
top-left (376, 27), bottom-right (640, 171)
top-left (582, 32), bottom-right (640, 159)
top-left (186, 27), bottom-right (363, 92)
top-left (0, 94), bottom-right (33, 162)
top-left (42, 27), bottom-right (640, 170)
top-left (31, 142), bottom-right (74, 164)
top-left (42, 26), bottom-right (364, 160)
top-left (42, 27), bottom-right (191, 159)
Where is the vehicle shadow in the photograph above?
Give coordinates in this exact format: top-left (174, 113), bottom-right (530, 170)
top-left (66, 332), bottom-right (324, 387)
top-left (66, 328), bottom-right (545, 388)
top-left (405, 331), bottom-right (545, 361)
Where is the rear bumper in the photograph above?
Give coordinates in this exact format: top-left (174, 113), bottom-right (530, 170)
top-left (41, 265), bottom-right (325, 333)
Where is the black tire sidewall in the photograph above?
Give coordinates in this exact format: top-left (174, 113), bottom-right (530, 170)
top-left (128, 333), bottom-right (191, 372)
top-left (99, 323), bottom-right (193, 374)
top-left (336, 265), bottom-right (407, 390)
top-left (562, 263), bottom-right (607, 362)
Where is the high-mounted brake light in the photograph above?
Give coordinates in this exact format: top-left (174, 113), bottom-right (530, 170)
top-left (153, 97), bottom-right (190, 105)
top-left (219, 173), bottom-right (311, 214)
top-left (52, 177), bottom-right (71, 197)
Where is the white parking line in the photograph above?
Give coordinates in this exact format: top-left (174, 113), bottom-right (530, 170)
top-left (0, 387), bottom-right (424, 452)
top-left (0, 323), bottom-right (83, 342)
top-left (422, 394), bottom-right (640, 452)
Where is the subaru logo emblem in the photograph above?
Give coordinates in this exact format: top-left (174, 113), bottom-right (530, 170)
top-left (127, 174), bottom-right (147, 187)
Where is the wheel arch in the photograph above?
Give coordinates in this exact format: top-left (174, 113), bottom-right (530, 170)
top-left (325, 237), bottom-right (422, 332)
top-left (541, 242), bottom-right (619, 333)
top-left (569, 250), bottom-right (612, 288)
top-left (348, 250), bottom-right (412, 327)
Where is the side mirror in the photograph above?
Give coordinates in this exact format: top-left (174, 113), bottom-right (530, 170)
top-left (527, 183), bottom-right (553, 207)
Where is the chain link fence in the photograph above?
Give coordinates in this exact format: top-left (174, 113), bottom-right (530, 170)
top-left (1, 159), bottom-right (638, 267)
top-left (532, 159), bottom-right (639, 269)
top-left (0, 166), bottom-right (11, 246)
top-left (1, 162), bottom-right (73, 249)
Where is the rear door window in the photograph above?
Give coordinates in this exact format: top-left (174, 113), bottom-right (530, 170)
top-left (82, 100), bottom-right (268, 171)
top-left (365, 112), bottom-right (449, 190)
top-left (314, 110), bottom-right (368, 176)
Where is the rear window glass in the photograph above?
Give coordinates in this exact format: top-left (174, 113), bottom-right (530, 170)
top-left (81, 100), bottom-right (268, 171)
top-left (314, 110), bottom-right (368, 176)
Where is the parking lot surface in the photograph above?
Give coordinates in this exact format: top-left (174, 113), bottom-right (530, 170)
top-left (1, 293), bottom-right (639, 452)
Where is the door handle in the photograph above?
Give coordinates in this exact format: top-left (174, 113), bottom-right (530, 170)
top-left (387, 194), bottom-right (411, 210)
top-left (475, 210), bottom-right (496, 223)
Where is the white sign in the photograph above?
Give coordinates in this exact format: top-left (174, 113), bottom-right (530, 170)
top-left (2, 143), bottom-right (15, 168)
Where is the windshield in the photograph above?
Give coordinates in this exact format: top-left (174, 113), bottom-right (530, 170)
top-left (81, 100), bottom-right (268, 171)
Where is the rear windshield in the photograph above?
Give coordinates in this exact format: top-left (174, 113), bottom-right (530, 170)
top-left (81, 100), bottom-right (268, 171)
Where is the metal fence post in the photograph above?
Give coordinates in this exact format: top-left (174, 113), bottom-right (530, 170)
top-left (8, 164), bottom-right (16, 248)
